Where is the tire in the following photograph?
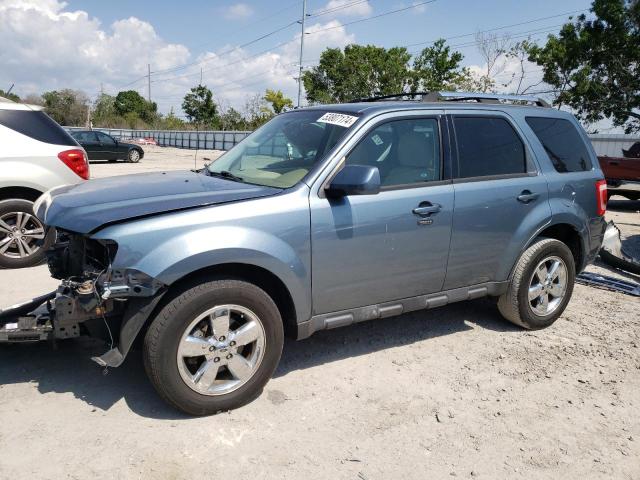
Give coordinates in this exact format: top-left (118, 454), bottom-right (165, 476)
top-left (127, 149), bottom-right (141, 163)
top-left (497, 238), bottom-right (576, 330)
top-left (143, 279), bottom-right (284, 415)
top-left (0, 199), bottom-right (54, 269)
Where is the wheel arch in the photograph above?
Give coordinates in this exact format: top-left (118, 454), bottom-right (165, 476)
top-left (163, 262), bottom-right (298, 339)
top-left (527, 222), bottom-right (585, 271)
top-left (0, 186), bottom-right (43, 202)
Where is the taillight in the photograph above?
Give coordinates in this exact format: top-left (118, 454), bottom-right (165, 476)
top-left (595, 179), bottom-right (607, 216)
top-left (58, 149), bottom-right (90, 180)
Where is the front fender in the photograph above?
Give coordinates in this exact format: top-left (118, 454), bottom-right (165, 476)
top-left (102, 224), bottom-right (311, 322)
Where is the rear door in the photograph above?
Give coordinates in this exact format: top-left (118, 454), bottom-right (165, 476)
top-left (74, 131), bottom-right (101, 159)
top-left (443, 111), bottom-right (551, 289)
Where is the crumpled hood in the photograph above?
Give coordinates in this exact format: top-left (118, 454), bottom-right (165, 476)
top-left (35, 170), bottom-right (281, 234)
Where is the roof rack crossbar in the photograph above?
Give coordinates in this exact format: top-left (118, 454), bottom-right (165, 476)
top-left (352, 91), bottom-right (550, 108)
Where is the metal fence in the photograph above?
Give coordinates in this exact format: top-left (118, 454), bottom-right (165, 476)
top-left (65, 127), bottom-right (251, 151)
top-left (65, 126), bottom-right (639, 156)
top-left (588, 134), bottom-right (639, 157)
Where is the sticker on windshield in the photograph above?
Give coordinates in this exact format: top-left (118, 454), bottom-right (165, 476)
top-left (371, 134), bottom-right (384, 146)
top-left (317, 112), bottom-right (358, 128)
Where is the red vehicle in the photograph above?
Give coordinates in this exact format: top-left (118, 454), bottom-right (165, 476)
top-left (598, 141), bottom-right (640, 201)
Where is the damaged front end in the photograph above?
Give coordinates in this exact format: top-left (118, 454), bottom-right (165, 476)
top-left (0, 230), bottom-right (167, 367)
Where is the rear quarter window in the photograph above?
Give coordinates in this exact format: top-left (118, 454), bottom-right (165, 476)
top-left (525, 117), bottom-right (592, 172)
top-left (0, 110), bottom-right (78, 146)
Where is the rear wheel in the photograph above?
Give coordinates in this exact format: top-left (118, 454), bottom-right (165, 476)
top-left (0, 199), bottom-right (54, 269)
top-left (143, 279), bottom-right (284, 415)
top-left (498, 238), bottom-right (575, 329)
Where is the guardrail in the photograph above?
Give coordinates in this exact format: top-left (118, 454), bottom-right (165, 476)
top-left (65, 127), bottom-right (639, 156)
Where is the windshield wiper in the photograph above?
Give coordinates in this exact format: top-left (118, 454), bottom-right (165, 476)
top-left (208, 170), bottom-right (244, 182)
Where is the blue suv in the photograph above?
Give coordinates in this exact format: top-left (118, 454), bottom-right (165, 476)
top-left (0, 92), bottom-right (608, 415)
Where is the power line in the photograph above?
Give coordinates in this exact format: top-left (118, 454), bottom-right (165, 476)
top-left (404, 9), bottom-right (586, 49)
top-left (151, 19), bottom-right (299, 77)
top-left (310, 0), bottom-right (370, 18)
top-left (189, 0), bottom-right (301, 52)
top-left (152, 38), bottom-right (295, 85)
top-left (307, 0), bottom-right (438, 35)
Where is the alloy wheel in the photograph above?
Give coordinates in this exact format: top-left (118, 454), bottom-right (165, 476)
top-left (176, 305), bottom-right (266, 396)
top-left (0, 211), bottom-right (46, 260)
top-left (528, 255), bottom-right (568, 316)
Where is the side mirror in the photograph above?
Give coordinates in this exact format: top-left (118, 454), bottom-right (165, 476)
top-left (326, 164), bottom-right (381, 197)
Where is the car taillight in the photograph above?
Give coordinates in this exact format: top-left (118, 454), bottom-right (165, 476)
top-left (58, 149), bottom-right (90, 180)
top-left (595, 179), bottom-right (607, 216)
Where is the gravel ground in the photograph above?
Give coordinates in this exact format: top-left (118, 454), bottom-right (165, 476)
top-left (0, 147), bottom-right (638, 480)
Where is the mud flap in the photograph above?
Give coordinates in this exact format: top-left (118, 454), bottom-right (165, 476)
top-left (91, 290), bottom-right (166, 368)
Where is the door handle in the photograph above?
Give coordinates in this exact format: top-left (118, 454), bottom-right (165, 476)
top-left (413, 203), bottom-right (441, 216)
top-left (517, 190), bottom-right (539, 203)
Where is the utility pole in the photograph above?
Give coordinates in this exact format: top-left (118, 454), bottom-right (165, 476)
top-left (147, 63), bottom-right (151, 102)
top-left (297, 0), bottom-right (307, 108)
top-left (200, 67), bottom-right (203, 86)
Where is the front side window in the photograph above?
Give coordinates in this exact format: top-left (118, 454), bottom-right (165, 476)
top-left (525, 117), bottom-right (592, 172)
top-left (453, 116), bottom-right (526, 179)
top-left (97, 132), bottom-right (116, 144)
top-left (346, 118), bottom-right (440, 187)
top-left (208, 110), bottom-right (357, 188)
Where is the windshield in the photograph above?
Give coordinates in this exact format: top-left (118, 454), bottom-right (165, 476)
top-left (207, 110), bottom-right (358, 188)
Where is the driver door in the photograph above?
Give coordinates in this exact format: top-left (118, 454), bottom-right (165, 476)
top-left (95, 132), bottom-right (118, 160)
top-left (310, 115), bottom-right (454, 315)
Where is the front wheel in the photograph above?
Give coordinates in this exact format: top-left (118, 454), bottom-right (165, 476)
top-left (127, 149), bottom-right (141, 163)
top-left (498, 238), bottom-right (575, 329)
top-left (143, 279), bottom-right (284, 415)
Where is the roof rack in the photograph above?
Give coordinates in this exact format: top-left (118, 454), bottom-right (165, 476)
top-left (354, 91), bottom-right (550, 108)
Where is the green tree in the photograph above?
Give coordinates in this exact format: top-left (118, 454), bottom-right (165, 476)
top-left (0, 89), bottom-right (20, 102)
top-left (410, 39), bottom-right (472, 92)
top-left (243, 93), bottom-right (273, 129)
top-left (263, 89), bottom-right (293, 114)
top-left (42, 89), bottom-right (89, 126)
top-left (160, 108), bottom-right (186, 130)
top-left (92, 93), bottom-right (118, 126)
top-left (527, 0), bottom-right (640, 132)
top-left (182, 84), bottom-right (219, 126)
top-left (303, 45), bottom-right (412, 103)
top-left (114, 90), bottom-right (157, 124)
top-left (219, 107), bottom-right (247, 130)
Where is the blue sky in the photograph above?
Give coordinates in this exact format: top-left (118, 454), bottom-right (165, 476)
top-left (2, 0), bottom-right (593, 114)
top-left (65, 0), bottom-right (591, 68)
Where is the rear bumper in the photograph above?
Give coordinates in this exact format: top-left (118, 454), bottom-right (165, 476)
top-left (584, 215), bottom-right (608, 270)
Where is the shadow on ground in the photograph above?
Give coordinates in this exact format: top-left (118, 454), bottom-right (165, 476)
top-left (0, 298), bottom-right (518, 419)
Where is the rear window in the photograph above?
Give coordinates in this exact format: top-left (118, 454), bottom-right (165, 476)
top-left (525, 117), bottom-right (592, 172)
top-left (453, 116), bottom-right (526, 178)
top-left (72, 131), bottom-right (97, 142)
top-left (0, 110), bottom-right (77, 146)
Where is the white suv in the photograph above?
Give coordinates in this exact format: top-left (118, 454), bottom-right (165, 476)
top-left (0, 97), bottom-right (88, 268)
